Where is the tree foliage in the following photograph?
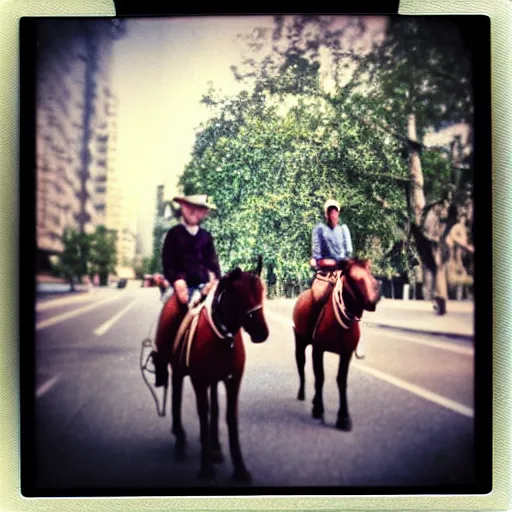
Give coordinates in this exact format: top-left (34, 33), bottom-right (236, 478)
top-left (53, 228), bottom-right (90, 290)
top-left (178, 15), bottom-right (474, 297)
top-left (53, 225), bottom-right (119, 288)
top-left (88, 225), bottom-right (118, 285)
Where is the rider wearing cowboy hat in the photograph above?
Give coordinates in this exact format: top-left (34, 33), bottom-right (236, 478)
top-left (151, 194), bottom-right (221, 386)
top-left (309, 198), bottom-right (365, 359)
top-left (161, 194), bottom-right (221, 307)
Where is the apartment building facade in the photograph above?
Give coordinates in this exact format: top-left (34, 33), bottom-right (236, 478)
top-left (36, 18), bottom-right (126, 272)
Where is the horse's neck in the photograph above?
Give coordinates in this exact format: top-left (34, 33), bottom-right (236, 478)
top-left (213, 288), bottom-right (241, 336)
top-left (340, 276), bottom-right (363, 318)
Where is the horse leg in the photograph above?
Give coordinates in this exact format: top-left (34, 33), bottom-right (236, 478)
top-left (311, 346), bottom-right (325, 422)
top-left (210, 381), bottom-right (224, 464)
top-left (225, 375), bottom-right (252, 483)
top-left (192, 380), bottom-right (215, 480)
top-left (294, 329), bottom-right (307, 401)
top-left (171, 370), bottom-right (187, 459)
top-left (335, 348), bottom-right (353, 431)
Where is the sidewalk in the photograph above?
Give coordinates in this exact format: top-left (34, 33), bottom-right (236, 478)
top-left (267, 297), bottom-right (474, 341)
top-left (360, 297), bottom-right (474, 340)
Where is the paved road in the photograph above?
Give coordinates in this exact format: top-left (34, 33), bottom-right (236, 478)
top-left (33, 287), bottom-right (475, 493)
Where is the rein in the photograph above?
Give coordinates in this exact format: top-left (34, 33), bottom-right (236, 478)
top-left (331, 275), bottom-right (361, 330)
top-left (140, 338), bottom-right (168, 417)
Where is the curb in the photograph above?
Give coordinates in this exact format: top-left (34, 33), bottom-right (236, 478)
top-left (362, 321), bottom-right (474, 342)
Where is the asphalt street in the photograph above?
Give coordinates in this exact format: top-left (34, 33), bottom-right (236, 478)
top-left (32, 286), bottom-right (476, 494)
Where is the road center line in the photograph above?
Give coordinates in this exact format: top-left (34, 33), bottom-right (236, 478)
top-left (36, 295), bottom-right (122, 330)
top-left (94, 299), bottom-right (138, 336)
top-left (352, 362), bottom-right (474, 418)
top-left (36, 293), bottom-right (101, 312)
top-left (36, 375), bottom-right (60, 398)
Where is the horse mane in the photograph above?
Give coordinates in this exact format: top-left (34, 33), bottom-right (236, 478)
top-left (339, 257), bottom-right (371, 274)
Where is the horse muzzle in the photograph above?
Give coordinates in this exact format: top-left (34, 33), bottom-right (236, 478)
top-left (250, 325), bottom-right (269, 343)
top-left (365, 289), bottom-right (381, 311)
top-left (243, 308), bottom-right (269, 343)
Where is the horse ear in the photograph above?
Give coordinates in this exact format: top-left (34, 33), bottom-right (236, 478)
top-left (338, 259), bottom-right (350, 272)
top-left (227, 267), bottom-right (243, 283)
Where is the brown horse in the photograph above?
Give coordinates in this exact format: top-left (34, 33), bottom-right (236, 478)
top-left (293, 258), bottom-right (380, 431)
top-left (165, 265), bottom-right (269, 482)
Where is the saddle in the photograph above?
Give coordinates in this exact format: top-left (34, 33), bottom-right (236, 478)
top-left (311, 269), bottom-right (339, 302)
top-left (172, 282), bottom-right (220, 369)
top-left (173, 303), bottom-right (203, 368)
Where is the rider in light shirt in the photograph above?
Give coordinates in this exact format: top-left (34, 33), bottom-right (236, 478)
top-left (310, 199), bottom-right (365, 359)
top-left (310, 199), bottom-right (353, 268)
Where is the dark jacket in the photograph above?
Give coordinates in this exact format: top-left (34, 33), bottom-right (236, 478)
top-left (161, 224), bottom-right (221, 287)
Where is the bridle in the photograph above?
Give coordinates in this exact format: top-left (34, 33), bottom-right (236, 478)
top-left (209, 287), bottom-right (262, 341)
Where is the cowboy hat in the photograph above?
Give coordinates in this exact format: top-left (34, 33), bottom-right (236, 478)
top-left (172, 194), bottom-right (216, 210)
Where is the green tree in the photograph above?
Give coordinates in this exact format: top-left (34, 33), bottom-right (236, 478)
top-left (180, 83), bottom-right (406, 294)
top-left (228, 15), bottom-right (474, 298)
top-left (54, 228), bottom-right (90, 291)
top-left (350, 17), bottom-right (473, 299)
top-left (88, 225), bottom-right (118, 286)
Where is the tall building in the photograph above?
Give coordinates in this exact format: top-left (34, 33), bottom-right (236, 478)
top-left (35, 19), bottom-right (126, 272)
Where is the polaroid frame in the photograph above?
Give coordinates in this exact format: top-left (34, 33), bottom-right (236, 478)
top-left (2, 0), bottom-right (510, 510)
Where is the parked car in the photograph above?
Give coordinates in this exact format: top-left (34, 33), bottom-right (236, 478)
top-left (117, 278), bottom-right (128, 289)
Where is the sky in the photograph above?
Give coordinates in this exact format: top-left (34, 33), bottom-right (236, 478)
top-left (109, 15), bottom-right (389, 256)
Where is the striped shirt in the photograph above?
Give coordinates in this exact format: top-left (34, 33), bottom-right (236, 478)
top-left (312, 222), bottom-right (353, 261)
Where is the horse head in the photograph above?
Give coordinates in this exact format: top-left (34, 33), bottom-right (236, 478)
top-left (216, 266), bottom-right (269, 343)
top-left (338, 258), bottom-right (381, 312)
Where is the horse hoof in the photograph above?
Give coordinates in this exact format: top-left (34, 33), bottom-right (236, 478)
top-left (297, 390), bottom-right (305, 401)
top-left (336, 416), bottom-right (352, 431)
top-left (211, 449), bottom-right (224, 464)
top-left (312, 407), bottom-right (324, 420)
top-left (232, 469), bottom-right (252, 484)
top-left (198, 466), bottom-right (216, 480)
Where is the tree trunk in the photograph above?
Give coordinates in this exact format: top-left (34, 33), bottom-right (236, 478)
top-left (407, 112), bottom-right (450, 303)
top-left (407, 113), bottom-right (426, 225)
top-left (422, 267), bottom-right (435, 301)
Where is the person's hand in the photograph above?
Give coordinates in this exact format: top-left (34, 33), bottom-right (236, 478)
top-left (309, 258), bottom-right (317, 269)
top-left (208, 271), bottom-right (217, 283)
top-left (173, 279), bottom-right (189, 304)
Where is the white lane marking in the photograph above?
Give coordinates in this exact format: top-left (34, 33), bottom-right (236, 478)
top-left (94, 299), bottom-right (138, 336)
top-left (352, 362), bottom-right (474, 418)
top-left (36, 295), bottom-right (122, 330)
top-left (36, 293), bottom-right (101, 312)
top-left (36, 375), bottom-right (60, 398)
top-left (265, 309), bottom-right (472, 356)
